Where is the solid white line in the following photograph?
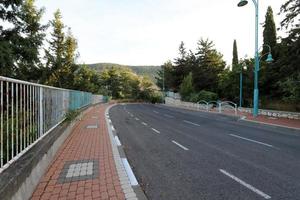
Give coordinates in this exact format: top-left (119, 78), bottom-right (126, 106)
top-left (108, 119), bottom-right (112, 123)
top-left (219, 169), bottom-right (271, 199)
top-left (122, 158), bottom-right (139, 186)
top-left (151, 128), bottom-right (160, 134)
top-left (164, 114), bottom-right (174, 118)
top-left (142, 122), bottom-right (148, 126)
top-left (229, 134), bottom-right (274, 148)
top-left (114, 136), bottom-right (121, 146)
top-left (135, 117), bottom-right (139, 121)
top-left (172, 140), bottom-right (189, 151)
top-left (183, 120), bottom-right (200, 127)
top-left (111, 125), bottom-right (115, 131)
top-left (153, 111), bottom-right (159, 114)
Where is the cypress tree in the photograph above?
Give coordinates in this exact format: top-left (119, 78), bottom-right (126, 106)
top-left (232, 39), bottom-right (239, 72)
top-left (262, 6), bottom-right (277, 60)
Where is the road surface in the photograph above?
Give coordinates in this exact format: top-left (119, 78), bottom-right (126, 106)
top-left (109, 104), bottom-right (300, 200)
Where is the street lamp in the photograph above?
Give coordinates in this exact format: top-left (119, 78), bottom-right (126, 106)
top-left (237, 0), bottom-right (260, 117)
top-left (237, 0), bottom-right (274, 116)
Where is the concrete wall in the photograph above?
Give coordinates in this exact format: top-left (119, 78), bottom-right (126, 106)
top-left (239, 107), bottom-right (300, 120)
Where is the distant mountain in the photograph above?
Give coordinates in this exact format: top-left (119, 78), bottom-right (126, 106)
top-left (86, 63), bottom-right (161, 81)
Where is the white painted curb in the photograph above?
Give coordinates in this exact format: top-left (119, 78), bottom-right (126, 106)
top-left (105, 105), bottom-right (139, 200)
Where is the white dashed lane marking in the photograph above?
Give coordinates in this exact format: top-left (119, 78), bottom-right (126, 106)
top-left (183, 120), bottom-right (200, 127)
top-left (219, 169), bottom-right (271, 199)
top-left (172, 140), bottom-right (189, 151)
top-left (142, 122), bottom-right (148, 126)
top-left (229, 134), bottom-right (274, 148)
top-left (151, 128), bottom-right (160, 134)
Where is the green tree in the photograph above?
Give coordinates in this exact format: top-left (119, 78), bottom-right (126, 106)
top-left (72, 65), bottom-right (101, 93)
top-left (0, 0), bottom-right (23, 77)
top-left (44, 9), bottom-right (66, 86)
top-left (262, 6), bottom-right (277, 59)
top-left (275, 0), bottom-right (300, 104)
top-left (179, 72), bottom-right (194, 101)
top-left (16, 0), bottom-right (46, 81)
top-left (45, 10), bottom-right (79, 88)
top-left (173, 41), bottom-right (188, 91)
top-left (232, 39), bottom-right (239, 71)
top-left (155, 60), bottom-right (173, 91)
top-left (193, 38), bottom-right (226, 92)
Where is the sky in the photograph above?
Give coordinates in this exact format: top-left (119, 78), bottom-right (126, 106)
top-left (36, 0), bottom-right (286, 66)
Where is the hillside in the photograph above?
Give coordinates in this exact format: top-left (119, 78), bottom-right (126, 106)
top-left (86, 63), bottom-right (161, 81)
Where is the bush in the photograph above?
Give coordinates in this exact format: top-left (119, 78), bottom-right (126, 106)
top-left (150, 93), bottom-right (163, 104)
top-left (179, 72), bottom-right (194, 101)
top-left (65, 110), bottom-right (80, 122)
top-left (188, 90), bottom-right (218, 102)
top-left (197, 90), bottom-right (218, 102)
top-left (189, 92), bottom-right (200, 103)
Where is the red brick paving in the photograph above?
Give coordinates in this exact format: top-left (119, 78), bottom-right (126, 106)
top-left (31, 104), bottom-right (125, 200)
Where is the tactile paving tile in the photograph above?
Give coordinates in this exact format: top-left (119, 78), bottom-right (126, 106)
top-left (57, 160), bottom-right (99, 183)
top-left (86, 125), bottom-right (98, 129)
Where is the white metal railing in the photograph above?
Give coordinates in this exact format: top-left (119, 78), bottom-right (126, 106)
top-left (165, 97), bottom-right (238, 116)
top-left (0, 76), bottom-right (96, 173)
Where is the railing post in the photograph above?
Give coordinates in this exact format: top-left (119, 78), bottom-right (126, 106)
top-left (39, 87), bottom-right (43, 137)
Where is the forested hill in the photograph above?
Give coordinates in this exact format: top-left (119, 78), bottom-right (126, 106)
top-left (87, 63), bottom-right (161, 81)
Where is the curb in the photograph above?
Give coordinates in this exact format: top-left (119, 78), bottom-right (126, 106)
top-left (240, 118), bottom-right (300, 132)
top-left (105, 104), bottom-right (148, 200)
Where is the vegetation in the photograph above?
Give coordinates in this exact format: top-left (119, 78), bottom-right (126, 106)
top-left (156, 1), bottom-right (300, 111)
top-left (87, 63), bottom-right (160, 82)
top-left (65, 109), bottom-right (80, 122)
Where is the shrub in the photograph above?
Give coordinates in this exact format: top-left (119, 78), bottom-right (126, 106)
top-left (179, 72), bottom-right (194, 101)
top-left (187, 90), bottom-right (218, 102)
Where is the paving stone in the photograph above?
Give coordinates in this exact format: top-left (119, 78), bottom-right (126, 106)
top-left (31, 105), bottom-right (125, 200)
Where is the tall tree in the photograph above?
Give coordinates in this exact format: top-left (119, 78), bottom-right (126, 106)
top-left (16, 0), bottom-right (46, 81)
top-left (193, 38), bottom-right (226, 92)
top-left (275, 0), bottom-right (300, 103)
top-left (262, 6), bottom-right (277, 59)
top-left (45, 9), bottom-right (73, 87)
top-left (232, 39), bottom-right (239, 71)
top-left (156, 60), bottom-right (173, 91)
top-left (0, 0), bottom-right (23, 77)
top-left (172, 41), bottom-right (187, 91)
top-left (260, 6), bottom-right (278, 96)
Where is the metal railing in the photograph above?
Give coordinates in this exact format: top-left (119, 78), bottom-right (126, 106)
top-left (0, 76), bottom-right (94, 172)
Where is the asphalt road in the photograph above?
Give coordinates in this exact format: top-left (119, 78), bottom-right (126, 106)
top-left (109, 103), bottom-right (300, 200)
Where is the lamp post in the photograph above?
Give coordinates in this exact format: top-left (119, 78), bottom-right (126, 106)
top-left (237, 0), bottom-right (274, 116)
top-left (237, 0), bottom-right (260, 117)
top-left (162, 65), bottom-right (165, 95)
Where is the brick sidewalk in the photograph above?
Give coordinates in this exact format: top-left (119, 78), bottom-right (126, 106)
top-left (31, 104), bottom-right (125, 200)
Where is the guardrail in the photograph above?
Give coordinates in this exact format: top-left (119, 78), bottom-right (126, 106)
top-left (219, 101), bottom-right (237, 115)
top-left (0, 76), bottom-right (99, 173)
top-left (165, 97), bottom-right (238, 115)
